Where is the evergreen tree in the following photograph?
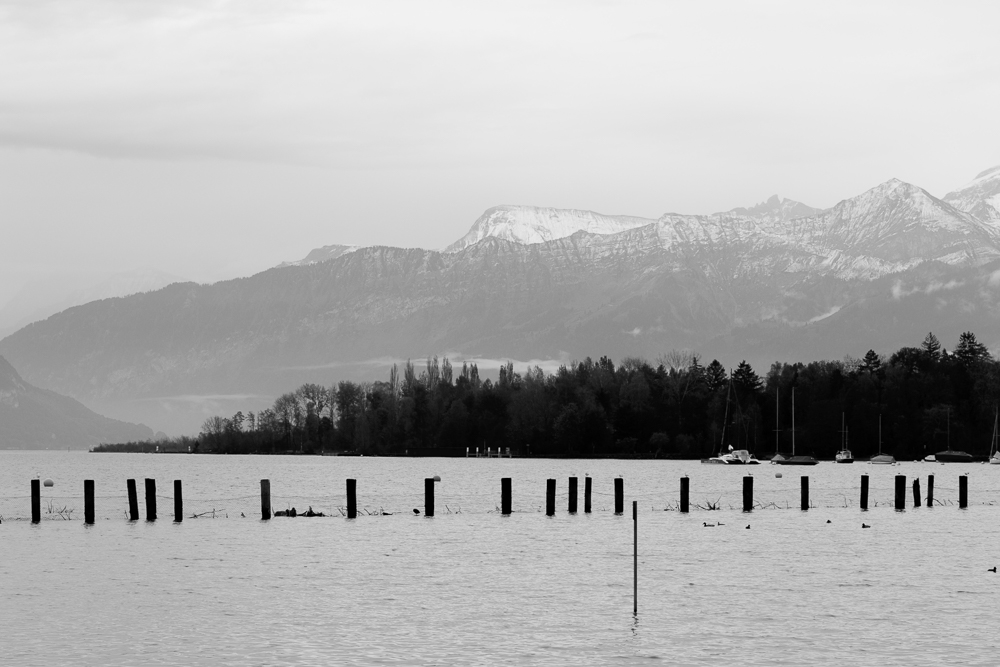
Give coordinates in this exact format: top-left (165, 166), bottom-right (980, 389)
top-left (732, 360), bottom-right (762, 395)
top-left (705, 359), bottom-right (727, 392)
top-left (922, 332), bottom-right (942, 362)
top-left (955, 331), bottom-right (990, 366)
top-left (860, 349), bottom-right (882, 374)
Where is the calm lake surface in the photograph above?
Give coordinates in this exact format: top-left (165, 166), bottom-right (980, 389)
top-left (3, 451), bottom-right (1000, 666)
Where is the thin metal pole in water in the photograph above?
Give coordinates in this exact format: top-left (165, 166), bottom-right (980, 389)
top-left (632, 500), bottom-right (637, 615)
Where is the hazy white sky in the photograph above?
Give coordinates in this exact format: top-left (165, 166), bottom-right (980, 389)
top-left (2, 0), bottom-right (999, 303)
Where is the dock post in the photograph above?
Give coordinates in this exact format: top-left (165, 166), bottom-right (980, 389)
top-left (501, 477), bottom-right (512, 515)
top-left (31, 479), bottom-right (41, 524)
top-left (800, 476), bottom-right (809, 511)
top-left (912, 479), bottom-right (921, 508)
top-left (568, 477), bottom-right (578, 513)
top-left (633, 500), bottom-right (638, 615)
top-left (680, 477), bottom-right (689, 513)
top-left (145, 478), bottom-right (157, 521)
top-left (860, 475), bottom-right (869, 511)
top-left (894, 475), bottom-right (905, 510)
top-left (927, 475), bottom-right (934, 507)
top-left (84, 480), bottom-right (95, 524)
top-left (260, 479), bottom-right (271, 520)
top-left (127, 479), bottom-right (139, 520)
top-left (546, 479), bottom-right (555, 516)
top-left (614, 478), bottom-right (624, 515)
top-left (425, 478), bottom-right (435, 517)
top-left (174, 480), bottom-right (183, 522)
top-left (347, 479), bottom-right (357, 519)
top-left (959, 475), bottom-right (968, 509)
top-left (743, 476), bottom-right (753, 512)
top-left (584, 476), bottom-right (592, 513)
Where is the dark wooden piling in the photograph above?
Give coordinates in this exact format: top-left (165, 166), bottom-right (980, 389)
top-left (260, 479), bottom-right (271, 520)
top-left (633, 500), bottom-right (638, 615)
top-left (84, 480), bottom-right (95, 524)
top-left (173, 480), bottom-right (183, 522)
top-left (894, 475), bottom-right (905, 510)
top-left (743, 476), bottom-right (753, 513)
top-left (127, 479), bottom-right (139, 521)
top-left (927, 475), bottom-right (934, 507)
top-left (145, 478), bottom-right (157, 521)
top-left (800, 476), bottom-right (809, 511)
top-left (959, 475), bottom-right (968, 509)
top-left (568, 477), bottom-right (578, 513)
top-left (347, 479), bottom-right (357, 519)
top-left (860, 474), bottom-right (869, 511)
top-left (584, 476), bottom-right (592, 513)
top-left (614, 478), bottom-right (624, 515)
top-left (31, 479), bottom-right (41, 524)
top-left (680, 477), bottom-right (690, 513)
top-left (546, 479), bottom-right (556, 516)
top-left (501, 477), bottom-right (512, 515)
top-left (912, 479), bottom-right (921, 508)
top-left (425, 478), bottom-right (435, 517)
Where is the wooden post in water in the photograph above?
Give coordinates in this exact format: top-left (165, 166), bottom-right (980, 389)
top-left (927, 475), bottom-right (934, 507)
top-left (614, 478), bottom-right (624, 515)
top-left (425, 478), bottom-right (435, 517)
top-left (680, 477), bottom-right (690, 513)
top-left (173, 480), bottom-right (183, 522)
top-left (860, 474), bottom-right (869, 511)
top-left (346, 479), bottom-right (357, 519)
top-left (584, 476), bottom-right (592, 513)
top-left (145, 478), bottom-right (157, 521)
top-left (84, 480), bottom-right (95, 525)
top-left (800, 476), bottom-right (809, 511)
top-left (743, 476), bottom-right (753, 513)
top-left (31, 479), bottom-right (41, 524)
top-left (568, 477), bottom-right (578, 514)
top-left (546, 479), bottom-right (556, 516)
top-left (894, 475), bottom-right (905, 510)
top-left (127, 479), bottom-right (139, 521)
top-left (632, 500), bottom-right (638, 615)
top-left (959, 475), bottom-right (968, 509)
top-left (501, 477), bottom-right (512, 515)
top-left (260, 479), bottom-right (271, 520)
top-left (912, 479), bottom-right (921, 508)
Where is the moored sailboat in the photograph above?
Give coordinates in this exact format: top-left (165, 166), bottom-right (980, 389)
top-left (870, 414), bottom-right (895, 464)
top-left (835, 413), bottom-right (854, 463)
top-left (774, 387), bottom-right (818, 465)
top-left (990, 407), bottom-right (1000, 465)
top-left (935, 407), bottom-right (973, 463)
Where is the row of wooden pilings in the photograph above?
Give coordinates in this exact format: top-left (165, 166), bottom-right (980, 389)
top-left (727, 474), bottom-right (967, 512)
top-left (29, 478), bottom-right (182, 524)
top-left (27, 473), bottom-right (971, 524)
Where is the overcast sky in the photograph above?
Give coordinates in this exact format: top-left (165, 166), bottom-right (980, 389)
top-left (2, 0), bottom-right (999, 305)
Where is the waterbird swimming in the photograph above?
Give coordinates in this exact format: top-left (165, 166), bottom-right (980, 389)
top-left (989, 567), bottom-right (997, 573)
top-left (745, 525), bottom-right (750, 529)
top-left (703, 522), bottom-right (715, 527)
top-left (413, 508), bottom-right (420, 514)
top-left (862, 523), bottom-right (870, 529)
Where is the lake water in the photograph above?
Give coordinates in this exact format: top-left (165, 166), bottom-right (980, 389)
top-left (3, 451), bottom-right (1000, 666)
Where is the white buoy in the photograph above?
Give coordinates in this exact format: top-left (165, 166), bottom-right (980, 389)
top-left (775, 473), bottom-right (782, 478)
top-left (43, 479), bottom-right (54, 487)
top-left (433, 475), bottom-right (441, 482)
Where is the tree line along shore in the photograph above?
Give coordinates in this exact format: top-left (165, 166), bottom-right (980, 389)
top-left (92, 331), bottom-right (1000, 461)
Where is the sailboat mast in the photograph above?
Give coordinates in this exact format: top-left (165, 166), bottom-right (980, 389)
top-left (775, 387), bottom-right (780, 454)
top-left (792, 387), bottom-right (796, 457)
top-left (879, 414), bottom-right (882, 455)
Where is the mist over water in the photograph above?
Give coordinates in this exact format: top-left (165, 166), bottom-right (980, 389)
top-left (3, 452), bottom-right (999, 665)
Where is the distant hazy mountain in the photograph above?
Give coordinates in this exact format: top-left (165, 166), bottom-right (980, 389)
top-left (0, 268), bottom-right (184, 339)
top-left (277, 244), bottom-right (361, 267)
top-left (3, 167), bottom-right (1000, 434)
top-left (0, 355), bottom-right (153, 449)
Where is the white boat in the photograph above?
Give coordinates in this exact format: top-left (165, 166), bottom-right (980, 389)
top-left (702, 378), bottom-right (735, 464)
top-left (835, 413), bottom-right (854, 463)
top-left (870, 414), bottom-right (895, 464)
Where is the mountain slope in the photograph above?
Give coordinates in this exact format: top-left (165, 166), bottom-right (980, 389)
top-left (0, 355), bottom-right (153, 449)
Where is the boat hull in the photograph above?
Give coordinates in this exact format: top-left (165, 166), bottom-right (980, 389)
top-left (773, 456), bottom-right (819, 466)
top-left (935, 450), bottom-right (974, 463)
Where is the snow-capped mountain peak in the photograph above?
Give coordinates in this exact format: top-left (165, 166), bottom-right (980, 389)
top-left (444, 205), bottom-right (658, 252)
top-left (945, 165), bottom-right (1000, 224)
